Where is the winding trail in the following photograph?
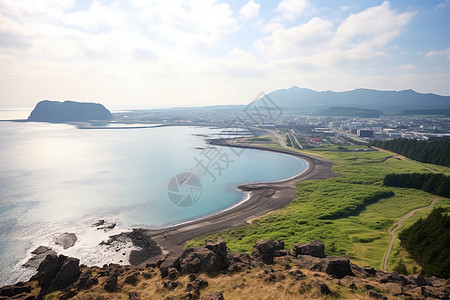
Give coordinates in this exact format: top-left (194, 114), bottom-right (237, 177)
top-left (382, 197), bottom-right (441, 271)
top-left (372, 147), bottom-right (438, 174)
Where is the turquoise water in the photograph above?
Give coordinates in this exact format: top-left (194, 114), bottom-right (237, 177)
top-left (0, 121), bottom-right (307, 286)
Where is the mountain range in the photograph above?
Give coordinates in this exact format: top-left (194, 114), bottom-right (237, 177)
top-left (258, 87), bottom-right (450, 115)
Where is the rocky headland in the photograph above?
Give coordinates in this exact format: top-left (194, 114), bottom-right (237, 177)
top-left (2, 240), bottom-right (448, 299)
top-left (27, 100), bottom-right (112, 123)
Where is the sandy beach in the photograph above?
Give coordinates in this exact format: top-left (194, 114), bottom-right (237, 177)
top-left (133, 144), bottom-right (339, 265)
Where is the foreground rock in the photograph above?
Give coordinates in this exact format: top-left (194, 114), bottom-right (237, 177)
top-left (293, 240), bottom-right (325, 258)
top-left (160, 240), bottom-right (229, 278)
top-left (252, 239), bottom-right (284, 264)
top-left (30, 254), bottom-right (81, 297)
top-left (2, 239), bottom-right (449, 299)
top-left (23, 246), bottom-right (57, 269)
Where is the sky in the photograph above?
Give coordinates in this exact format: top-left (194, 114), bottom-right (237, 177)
top-left (0, 0), bottom-right (449, 109)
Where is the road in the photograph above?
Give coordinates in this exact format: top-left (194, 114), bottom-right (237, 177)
top-left (382, 197), bottom-right (441, 272)
top-left (328, 125), bottom-right (369, 144)
top-left (289, 129), bottom-right (303, 149)
top-left (266, 129), bottom-right (288, 148)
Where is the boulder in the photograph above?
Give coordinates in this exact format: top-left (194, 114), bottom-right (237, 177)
top-left (379, 272), bottom-right (411, 286)
top-left (422, 286), bottom-right (449, 299)
top-left (227, 252), bottom-right (257, 273)
top-left (0, 283), bottom-right (32, 297)
top-left (293, 240), bottom-right (325, 258)
top-left (407, 274), bottom-right (428, 287)
top-left (31, 254), bottom-right (80, 296)
top-left (313, 280), bottom-right (332, 295)
top-left (368, 290), bottom-right (388, 299)
top-left (162, 280), bottom-right (179, 291)
top-left (363, 266), bottom-right (377, 276)
top-left (166, 268), bottom-right (180, 281)
top-left (201, 291), bottom-right (224, 300)
top-left (128, 291), bottom-right (140, 300)
top-left (324, 257), bottom-right (354, 279)
top-left (50, 257), bottom-right (80, 290)
top-left (205, 240), bottom-right (229, 269)
top-left (179, 247), bottom-right (222, 274)
top-left (176, 241), bottom-right (230, 275)
top-left (124, 272), bottom-right (139, 285)
top-left (32, 254), bottom-right (61, 288)
top-left (77, 269), bottom-right (98, 290)
top-left (382, 282), bottom-right (403, 296)
top-left (23, 246), bottom-right (57, 269)
top-left (340, 276), bottom-right (363, 288)
top-left (288, 269), bottom-right (306, 280)
top-left (252, 239), bottom-right (284, 264)
top-left (186, 277), bottom-right (208, 296)
top-left (104, 271), bottom-right (118, 292)
top-left (159, 257), bottom-right (180, 278)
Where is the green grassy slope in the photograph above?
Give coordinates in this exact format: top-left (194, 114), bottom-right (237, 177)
top-left (186, 145), bottom-right (450, 273)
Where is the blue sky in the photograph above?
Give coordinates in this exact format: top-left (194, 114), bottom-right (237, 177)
top-left (0, 0), bottom-right (449, 108)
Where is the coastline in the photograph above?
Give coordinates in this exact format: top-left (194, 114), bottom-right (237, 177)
top-left (132, 143), bottom-right (339, 266)
top-left (148, 152), bottom-right (309, 232)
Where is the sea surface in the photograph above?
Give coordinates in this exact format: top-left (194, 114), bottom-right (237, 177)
top-left (0, 113), bottom-right (307, 286)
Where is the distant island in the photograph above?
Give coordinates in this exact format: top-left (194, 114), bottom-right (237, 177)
top-left (28, 100), bottom-right (112, 123)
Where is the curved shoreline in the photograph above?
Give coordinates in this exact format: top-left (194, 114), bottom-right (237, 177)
top-left (157, 151), bottom-right (310, 231)
top-left (134, 144), bottom-right (339, 266)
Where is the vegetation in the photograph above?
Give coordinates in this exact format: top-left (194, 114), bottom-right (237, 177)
top-left (248, 136), bottom-right (275, 142)
top-left (384, 173), bottom-right (450, 197)
top-left (398, 208), bottom-right (450, 278)
top-left (370, 138), bottom-right (450, 167)
top-left (399, 108), bottom-right (450, 117)
top-left (317, 106), bottom-right (383, 118)
top-left (187, 145), bottom-right (450, 271)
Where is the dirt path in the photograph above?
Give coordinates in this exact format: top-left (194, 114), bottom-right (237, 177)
top-left (372, 147), bottom-right (438, 174)
top-left (382, 197), bottom-right (441, 271)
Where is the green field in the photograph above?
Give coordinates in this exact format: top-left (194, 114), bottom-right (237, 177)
top-left (186, 145), bottom-right (450, 273)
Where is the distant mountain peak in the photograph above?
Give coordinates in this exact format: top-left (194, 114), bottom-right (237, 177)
top-left (259, 87), bottom-right (450, 112)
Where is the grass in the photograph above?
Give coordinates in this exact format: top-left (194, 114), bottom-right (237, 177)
top-left (67, 264), bottom-right (386, 300)
top-left (186, 145), bottom-right (450, 272)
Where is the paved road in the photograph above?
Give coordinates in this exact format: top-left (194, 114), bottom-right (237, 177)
top-left (382, 197), bottom-right (440, 271)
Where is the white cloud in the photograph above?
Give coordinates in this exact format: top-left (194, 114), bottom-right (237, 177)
top-left (436, 1), bottom-right (450, 9)
top-left (257, 17), bottom-right (333, 57)
top-left (258, 1), bottom-right (414, 67)
top-left (62, 1), bottom-right (127, 30)
top-left (1, 0), bottom-right (446, 107)
top-left (239, 0), bottom-right (260, 19)
top-left (276, 0), bottom-right (309, 20)
top-left (426, 47), bottom-right (450, 60)
top-left (334, 1), bottom-right (413, 47)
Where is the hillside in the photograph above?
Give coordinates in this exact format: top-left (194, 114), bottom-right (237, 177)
top-left (258, 87), bottom-right (450, 113)
top-left (28, 100), bottom-right (112, 123)
top-left (315, 106), bottom-right (383, 118)
top-left (187, 144), bottom-right (450, 275)
top-left (1, 240), bottom-right (448, 299)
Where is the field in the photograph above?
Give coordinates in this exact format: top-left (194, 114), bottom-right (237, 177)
top-left (187, 144), bottom-right (450, 273)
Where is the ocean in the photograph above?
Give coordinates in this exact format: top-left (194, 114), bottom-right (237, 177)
top-left (0, 116), bottom-right (307, 286)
